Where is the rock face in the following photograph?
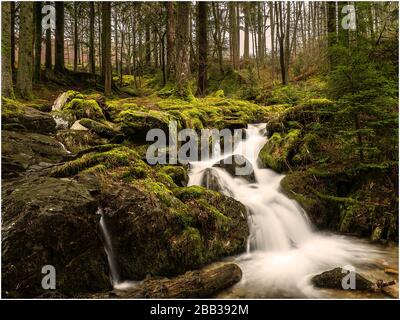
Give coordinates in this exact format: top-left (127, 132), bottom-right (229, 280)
top-left (2, 130), bottom-right (67, 178)
top-left (213, 154), bottom-right (255, 182)
top-left (312, 267), bottom-right (374, 291)
top-left (100, 180), bottom-right (249, 281)
top-left (2, 100), bottom-right (56, 134)
top-left (2, 176), bottom-right (111, 297)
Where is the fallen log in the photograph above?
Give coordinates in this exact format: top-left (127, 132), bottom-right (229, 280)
top-left (108, 262), bottom-right (242, 299)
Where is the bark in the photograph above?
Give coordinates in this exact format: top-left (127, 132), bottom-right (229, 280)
top-left (243, 3), bottom-right (250, 60)
top-left (102, 2), bottom-right (112, 95)
top-left (327, 2), bottom-right (337, 68)
top-left (284, 1), bottom-right (290, 83)
top-left (145, 22), bottom-right (151, 67)
top-left (229, 2), bottom-right (239, 69)
top-left (276, 2), bottom-right (286, 85)
top-left (55, 2), bottom-right (65, 73)
top-left (269, 1), bottom-right (275, 79)
top-left (34, 2), bottom-right (42, 82)
top-left (16, 2), bottom-right (34, 99)
top-left (2, 1), bottom-right (14, 98)
top-left (89, 2), bottom-right (95, 74)
top-left (10, 1), bottom-right (15, 72)
top-left (73, 2), bottom-right (78, 72)
top-left (104, 263), bottom-right (242, 299)
top-left (166, 2), bottom-right (175, 80)
top-left (45, 1), bottom-right (52, 70)
top-left (196, 1), bottom-right (207, 96)
top-left (175, 2), bottom-right (190, 97)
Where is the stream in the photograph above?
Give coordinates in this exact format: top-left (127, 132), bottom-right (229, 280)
top-left (188, 124), bottom-right (398, 298)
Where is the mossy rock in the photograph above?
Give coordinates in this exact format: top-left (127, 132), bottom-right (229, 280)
top-left (62, 98), bottom-right (105, 121)
top-left (56, 130), bottom-right (108, 154)
top-left (2, 98), bottom-right (56, 134)
top-left (159, 165), bottom-right (188, 187)
top-left (258, 129), bottom-right (301, 172)
top-left (78, 118), bottom-right (120, 139)
top-left (117, 109), bottom-right (173, 139)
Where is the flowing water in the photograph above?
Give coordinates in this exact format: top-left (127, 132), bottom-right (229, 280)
top-left (188, 124), bottom-right (398, 298)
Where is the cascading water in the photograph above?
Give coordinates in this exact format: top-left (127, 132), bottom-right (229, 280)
top-left (188, 124), bottom-right (385, 297)
top-left (98, 207), bottom-right (120, 286)
top-left (98, 207), bottom-right (138, 291)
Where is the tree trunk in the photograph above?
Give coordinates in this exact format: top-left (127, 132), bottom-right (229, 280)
top-left (33, 2), bottom-right (42, 82)
top-left (107, 263), bottom-right (242, 299)
top-left (243, 3), bottom-right (250, 60)
top-left (89, 2), bottom-right (95, 74)
top-left (2, 1), bottom-right (14, 98)
top-left (327, 2), bottom-right (337, 68)
top-left (166, 2), bottom-right (175, 81)
top-left (175, 2), bottom-right (190, 97)
top-left (10, 1), bottom-right (15, 72)
top-left (145, 23), bottom-right (151, 67)
top-left (55, 2), bottom-right (65, 73)
top-left (275, 2), bottom-right (286, 85)
top-left (196, 1), bottom-right (207, 97)
top-left (73, 2), bottom-right (78, 72)
top-left (229, 2), bottom-right (239, 70)
top-left (16, 2), bottom-right (34, 99)
top-left (102, 2), bottom-right (112, 95)
top-left (45, 2), bottom-right (52, 70)
top-left (284, 1), bottom-right (290, 83)
top-left (269, 1), bottom-right (275, 80)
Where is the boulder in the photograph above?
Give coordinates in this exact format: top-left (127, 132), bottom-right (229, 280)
top-left (51, 90), bottom-right (83, 111)
top-left (70, 120), bottom-right (89, 131)
top-left (312, 267), bottom-right (374, 291)
top-left (78, 118), bottom-right (120, 139)
top-left (56, 130), bottom-right (108, 154)
top-left (2, 130), bottom-right (67, 178)
top-left (2, 99), bottom-right (56, 134)
top-left (213, 154), bottom-right (255, 182)
top-left (2, 176), bottom-right (111, 297)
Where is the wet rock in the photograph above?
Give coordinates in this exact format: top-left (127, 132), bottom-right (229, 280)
top-left (312, 267), bottom-right (374, 291)
top-left (213, 154), bottom-right (255, 182)
top-left (2, 176), bottom-right (111, 297)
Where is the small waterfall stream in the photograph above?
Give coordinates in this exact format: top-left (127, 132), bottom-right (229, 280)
top-left (188, 124), bottom-right (384, 297)
top-left (98, 207), bottom-right (120, 286)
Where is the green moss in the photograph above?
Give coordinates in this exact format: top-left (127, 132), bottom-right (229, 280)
top-left (159, 166), bottom-right (188, 187)
top-left (63, 98), bottom-right (105, 121)
top-left (173, 185), bottom-right (219, 202)
top-left (259, 129), bottom-right (301, 172)
top-left (79, 118), bottom-right (118, 138)
top-left (50, 146), bottom-right (139, 177)
top-left (213, 89), bottom-right (225, 98)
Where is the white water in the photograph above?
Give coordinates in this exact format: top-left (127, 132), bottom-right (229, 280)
top-left (188, 124), bottom-right (384, 298)
top-left (98, 207), bottom-right (138, 291)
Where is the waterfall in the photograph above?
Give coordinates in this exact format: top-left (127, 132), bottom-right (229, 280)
top-left (98, 207), bottom-right (138, 291)
top-left (98, 207), bottom-right (120, 286)
top-left (188, 124), bottom-right (381, 297)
